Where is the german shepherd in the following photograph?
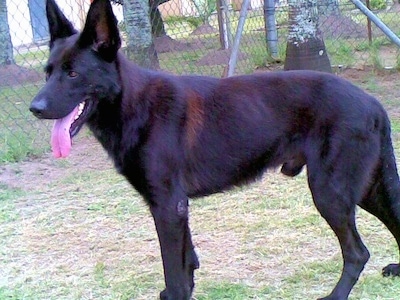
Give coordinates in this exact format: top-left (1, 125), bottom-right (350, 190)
top-left (30, 0), bottom-right (400, 299)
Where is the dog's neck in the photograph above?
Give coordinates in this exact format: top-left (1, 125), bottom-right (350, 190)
top-left (117, 53), bottom-right (157, 100)
top-left (87, 52), bottom-right (154, 177)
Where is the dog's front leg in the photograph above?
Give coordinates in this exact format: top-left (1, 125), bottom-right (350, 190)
top-left (149, 191), bottom-right (199, 300)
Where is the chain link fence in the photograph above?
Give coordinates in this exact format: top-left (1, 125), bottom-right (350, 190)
top-left (1, 0), bottom-right (399, 163)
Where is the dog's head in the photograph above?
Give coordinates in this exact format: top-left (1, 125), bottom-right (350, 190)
top-left (30, 0), bottom-right (122, 158)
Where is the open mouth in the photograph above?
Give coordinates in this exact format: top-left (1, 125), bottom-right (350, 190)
top-left (51, 100), bottom-right (91, 158)
top-left (71, 101), bottom-right (87, 137)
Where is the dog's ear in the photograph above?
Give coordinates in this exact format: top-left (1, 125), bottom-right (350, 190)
top-left (46, 0), bottom-right (77, 48)
top-left (78, 0), bottom-right (121, 62)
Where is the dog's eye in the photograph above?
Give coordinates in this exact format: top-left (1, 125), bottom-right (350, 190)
top-left (67, 71), bottom-right (79, 78)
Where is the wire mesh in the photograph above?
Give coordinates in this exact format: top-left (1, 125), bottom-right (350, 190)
top-left (1, 0), bottom-right (399, 162)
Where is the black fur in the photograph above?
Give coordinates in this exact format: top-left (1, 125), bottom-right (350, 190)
top-left (30, 0), bottom-right (400, 299)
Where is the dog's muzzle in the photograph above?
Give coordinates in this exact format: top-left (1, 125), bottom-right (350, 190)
top-left (30, 98), bottom-right (49, 119)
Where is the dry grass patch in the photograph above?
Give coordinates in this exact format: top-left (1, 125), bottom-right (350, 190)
top-left (1, 138), bottom-right (400, 299)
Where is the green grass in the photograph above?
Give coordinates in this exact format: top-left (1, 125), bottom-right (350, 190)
top-left (391, 119), bottom-right (400, 133)
top-left (0, 287), bottom-right (37, 300)
top-left (0, 131), bottom-right (47, 163)
top-left (325, 39), bottom-right (356, 66)
top-left (196, 282), bottom-right (257, 299)
top-left (3, 162), bottom-right (400, 299)
top-left (0, 83), bottom-right (50, 163)
top-left (350, 9), bottom-right (400, 29)
top-left (0, 184), bottom-right (24, 223)
top-left (14, 49), bottom-right (49, 70)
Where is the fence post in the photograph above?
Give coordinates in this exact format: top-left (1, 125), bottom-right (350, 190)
top-left (264, 0), bottom-right (278, 59)
top-left (227, 0), bottom-right (250, 77)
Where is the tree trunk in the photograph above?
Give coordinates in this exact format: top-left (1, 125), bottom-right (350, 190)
top-left (150, 5), bottom-right (166, 37)
top-left (284, 0), bottom-right (331, 72)
top-left (0, 0), bottom-right (14, 66)
top-left (150, 0), bottom-right (169, 37)
top-left (123, 0), bottom-right (159, 69)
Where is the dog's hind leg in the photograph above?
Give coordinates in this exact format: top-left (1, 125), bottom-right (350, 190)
top-left (149, 188), bottom-right (199, 300)
top-left (359, 184), bottom-right (400, 277)
top-left (306, 152), bottom-right (372, 299)
top-left (358, 129), bottom-right (400, 277)
top-left (309, 182), bottom-right (369, 299)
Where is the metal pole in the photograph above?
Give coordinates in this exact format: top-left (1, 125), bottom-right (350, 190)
top-left (227, 0), bottom-right (251, 77)
top-left (350, 0), bottom-right (400, 48)
top-left (264, 0), bottom-right (278, 58)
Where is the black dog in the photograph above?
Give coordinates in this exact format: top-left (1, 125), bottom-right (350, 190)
top-left (30, 0), bottom-right (400, 299)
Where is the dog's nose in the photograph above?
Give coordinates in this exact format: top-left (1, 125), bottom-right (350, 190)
top-left (29, 98), bottom-right (48, 118)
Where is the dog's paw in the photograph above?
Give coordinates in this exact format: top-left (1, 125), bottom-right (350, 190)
top-left (382, 263), bottom-right (400, 277)
top-left (160, 289), bottom-right (170, 300)
top-left (160, 288), bottom-right (191, 300)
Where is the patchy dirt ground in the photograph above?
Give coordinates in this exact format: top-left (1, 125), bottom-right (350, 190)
top-left (0, 133), bottom-right (111, 191)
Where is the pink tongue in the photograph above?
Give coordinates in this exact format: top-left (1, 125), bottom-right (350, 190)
top-left (51, 106), bottom-right (79, 158)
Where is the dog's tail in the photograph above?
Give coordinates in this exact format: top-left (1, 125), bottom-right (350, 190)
top-left (380, 114), bottom-right (400, 216)
top-left (377, 113), bottom-right (400, 276)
